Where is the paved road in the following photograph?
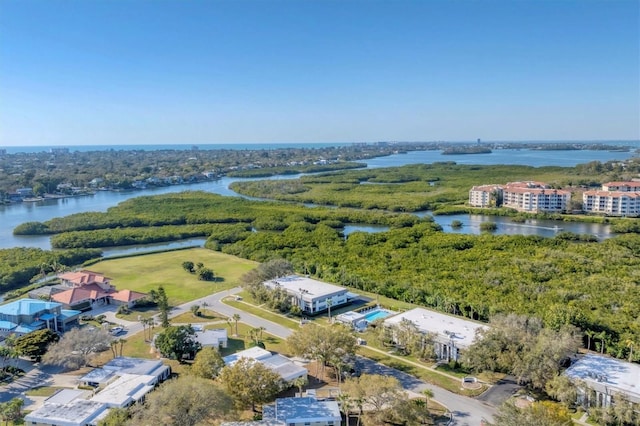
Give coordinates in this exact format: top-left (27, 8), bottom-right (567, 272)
top-left (357, 356), bottom-right (494, 425)
top-left (4, 287), bottom-right (495, 424)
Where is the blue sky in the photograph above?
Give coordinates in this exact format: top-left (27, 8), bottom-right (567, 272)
top-left (1, 0), bottom-right (638, 146)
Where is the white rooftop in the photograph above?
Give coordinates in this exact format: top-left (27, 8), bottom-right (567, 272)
top-left (565, 354), bottom-right (640, 403)
top-left (90, 373), bottom-right (156, 408)
top-left (45, 389), bottom-right (90, 405)
top-left (264, 275), bottom-right (347, 300)
top-left (102, 356), bottom-right (165, 376)
top-left (25, 400), bottom-right (108, 426)
top-left (262, 353), bottom-right (308, 382)
top-left (223, 347), bottom-right (307, 382)
top-left (223, 346), bottom-right (272, 366)
top-left (263, 397), bottom-right (341, 424)
top-left (384, 307), bottom-right (488, 349)
top-left (194, 328), bottom-right (227, 346)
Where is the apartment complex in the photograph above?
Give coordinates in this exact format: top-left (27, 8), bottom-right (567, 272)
top-left (469, 184), bottom-right (502, 208)
top-left (564, 354), bottom-right (640, 408)
top-left (583, 181), bottom-right (640, 217)
top-left (263, 275), bottom-right (351, 315)
top-left (383, 307), bottom-right (488, 362)
top-left (469, 181), bottom-right (571, 213)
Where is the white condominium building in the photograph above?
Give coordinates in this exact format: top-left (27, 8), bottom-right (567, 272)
top-left (469, 184), bottom-right (501, 208)
top-left (502, 186), bottom-right (571, 213)
top-left (470, 181), bottom-right (570, 213)
top-left (602, 181), bottom-right (640, 192)
top-left (583, 190), bottom-right (640, 216)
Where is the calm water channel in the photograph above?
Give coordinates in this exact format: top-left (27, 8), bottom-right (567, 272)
top-left (0, 148), bottom-right (636, 251)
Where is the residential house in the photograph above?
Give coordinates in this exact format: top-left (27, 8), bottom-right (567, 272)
top-left (223, 347), bottom-right (307, 383)
top-left (564, 354), bottom-right (640, 408)
top-left (27, 359), bottom-right (171, 426)
top-left (0, 298), bottom-right (80, 336)
top-left (192, 325), bottom-right (228, 349)
top-left (383, 307), bottom-right (488, 361)
top-left (263, 397), bottom-right (341, 426)
top-left (263, 275), bottom-right (351, 315)
top-left (52, 270), bottom-right (147, 310)
top-left (25, 399), bottom-right (108, 426)
top-left (79, 357), bottom-right (171, 387)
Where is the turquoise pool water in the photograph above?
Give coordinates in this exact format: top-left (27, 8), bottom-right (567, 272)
top-left (363, 309), bottom-right (392, 322)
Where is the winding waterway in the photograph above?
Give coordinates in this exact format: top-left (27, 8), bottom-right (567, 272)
top-left (0, 148), bottom-right (636, 250)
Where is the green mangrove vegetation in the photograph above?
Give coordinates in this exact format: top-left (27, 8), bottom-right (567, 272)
top-left (11, 189), bottom-right (640, 361)
top-left (229, 162), bottom-right (629, 213)
top-left (0, 247), bottom-right (102, 291)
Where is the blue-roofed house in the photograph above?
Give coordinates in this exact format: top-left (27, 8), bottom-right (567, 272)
top-left (0, 298), bottom-right (81, 336)
top-left (262, 397), bottom-right (341, 426)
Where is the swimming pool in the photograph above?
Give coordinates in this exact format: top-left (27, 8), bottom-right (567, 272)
top-left (363, 308), bottom-right (393, 322)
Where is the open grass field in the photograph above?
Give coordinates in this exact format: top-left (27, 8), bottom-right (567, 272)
top-left (89, 248), bottom-right (258, 305)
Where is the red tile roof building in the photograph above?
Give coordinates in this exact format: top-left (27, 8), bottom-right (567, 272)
top-left (469, 181), bottom-right (571, 212)
top-left (54, 270), bottom-right (147, 310)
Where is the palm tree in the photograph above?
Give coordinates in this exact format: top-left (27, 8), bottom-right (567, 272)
top-left (585, 330), bottom-right (595, 351)
top-left (118, 338), bottom-right (126, 357)
top-left (422, 388), bottom-right (434, 408)
top-left (327, 299), bottom-right (333, 321)
top-left (258, 326), bottom-right (266, 340)
top-left (292, 376), bottom-right (308, 396)
top-left (597, 331), bottom-right (608, 354)
top-left (625, 339), bottom-right (635, 362)
top-left (226, 317), bottom-right (233, 334)
top-left (232, 313), bottom-right (241, 336)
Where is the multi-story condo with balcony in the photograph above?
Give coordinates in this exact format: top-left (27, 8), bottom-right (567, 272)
top-left (469, 184), bottom-right (502, 208)
top-left (601, 181), bottom-right (640, 192)
top-left (469, 181), bottom-right (571, 213)
top-left (583, 181), bottom-right (640, 217)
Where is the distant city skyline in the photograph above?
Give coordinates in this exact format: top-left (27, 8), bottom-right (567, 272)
top-left (1, 0), bottom-right (638, 146)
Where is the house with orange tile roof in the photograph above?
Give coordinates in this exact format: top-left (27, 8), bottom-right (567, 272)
top-left (52, 270), bottom-right (147, 311)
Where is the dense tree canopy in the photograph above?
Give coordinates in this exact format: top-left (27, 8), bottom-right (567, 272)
top-left (154, 325), bottom-right (201, 361)
top-left (13, 329), bottom-right (59, 361)
top-left (464, 314), bottom-right (581, 389)
top-left (218, 357), bottom-right (283, 411)
top-left (42, 327), bottom-right (112, 370)
top-left (130, 376), bottom-right (232, 426)
top-left (190, 347), bottom-right (225, 380)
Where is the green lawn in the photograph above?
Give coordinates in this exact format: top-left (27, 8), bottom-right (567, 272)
top-left (25, 386), bottom-right (66, 397)
top-left (358, 346), bottom-right (487, 397)
top-left (224, 299), bottom-right (302, 329)
top-left (89, 248), bottom-right (258, 305)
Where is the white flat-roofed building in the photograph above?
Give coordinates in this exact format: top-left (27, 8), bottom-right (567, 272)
top-left (383, 307), bottom-right (488, 361)
top-left (469, 184), bottom-right (502, 208)
top-left (262, 397), bottom-right (341, 426)
top-left (261, 353), bottom-right (308, 382)
top-left (264, 275), bottom-right (348, 315)
top-left (223, 346), bottom-right (273, 366)
top-left (90, 373), bottom-right (156, 408)
top-left (602, 181), bottom-right (640, 192)
top-left (583, 190), bottom-right (640, 216)
top-left (223, 347), bottom-right (307, 383)
top-left (79, 357), bottom-right (170, 388)
top-left (25, 399), bottom-right (108, 426)
top-left (564, 354), bottom-right (640, 407)
top-left (193, 327), bottom-right (228, 348)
